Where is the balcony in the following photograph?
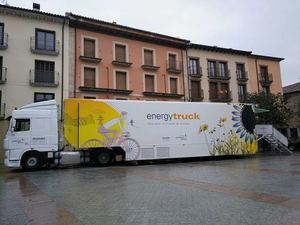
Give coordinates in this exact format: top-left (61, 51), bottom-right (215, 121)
top-left (0, 33), bottom-right (8, 49)
top-left (209, 90), bottom-right (232, 102)
top-left (166, 60), bottom-right (182, 74)
top-left (0, 67), bottom-right (7, 84)
top-left (79, 55), bottom-right (102, 63)
top-left (0, 103), bottom-right (5, 119)
top-left (238, 93), bottom-right (248, 103)
top-left (29, 70), bottom-right (59, 87)
top-left (30, 37), bottom-right (59, 55)
top-left (188, 66), bottom-right (202, 78)
top-left (259, 73), bottom-right (273, 85)
top-left (112, 60), bottom-right (132, 67)
top-left (141, 64), bottom-right (160, 71)
top-left (143, 91), bottom-right (184, 98)
top-left (208, 69), bottom-right (230, 80)
top-left (79, 86), bottom-right (133, 95)
top-left (236, 71), bottom-right (248, 82)
top-left (191, 89), bottom-right (204, 102)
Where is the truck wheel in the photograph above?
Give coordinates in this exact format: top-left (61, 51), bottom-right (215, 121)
top-left (97, 151), bottom-right (112, 166)
top-left (21, 152), bottom-right (42, 171)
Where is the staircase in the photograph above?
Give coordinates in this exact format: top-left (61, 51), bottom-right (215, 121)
top-left (255, 124), bottom-right (293, 154)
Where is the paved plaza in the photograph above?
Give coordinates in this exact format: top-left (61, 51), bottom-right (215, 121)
top-left (0, 155), bottom-right (300, 225)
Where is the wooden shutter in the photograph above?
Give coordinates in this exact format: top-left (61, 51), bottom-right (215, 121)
top-left (209, 82), bottom-right (218, 99)
top-left (170, 78), bottom-right (178, 94)
top-left (84, 39), bottom-right (95, 57)
top-left (145, 75), bottom-right (154, 92)
top-left (191, 81), bottom-right (200, 98)
top-left (116, 71), bottom-right (127, 90)
top-left (84, 68), bottom-right (95, 88)
top-left (115, 44), bottom-right (126, 62)
top-left (144, 50), bottom-right (153, 65)
top-left (220, 83), bottom-right (229, 98)
top-left (168, 54), bottom-right (176, 69)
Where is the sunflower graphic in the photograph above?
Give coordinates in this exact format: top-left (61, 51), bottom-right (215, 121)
top-left (232, 104), bottom-right (256, 143)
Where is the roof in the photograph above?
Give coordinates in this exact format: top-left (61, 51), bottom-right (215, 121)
top-left (249, 54), bottom-right (284, 62)
top-left (66, 13), bottom-right (190, 49)
top-left (283, 82), bottom-right (300, 94)
top-left (190, 43), bottom-right (252, 56)
top-left (0, 4), bottom-right (65, 22)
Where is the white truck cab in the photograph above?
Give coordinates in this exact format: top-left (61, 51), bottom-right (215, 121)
top-left (4, 100), bottom-right (58, 169)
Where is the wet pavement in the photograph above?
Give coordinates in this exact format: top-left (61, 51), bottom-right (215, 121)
top-left (0, 155), bottom-right (300, 225)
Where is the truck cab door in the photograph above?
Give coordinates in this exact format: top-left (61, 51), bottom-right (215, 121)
top-left (9, 118), bottom-right (31, 160)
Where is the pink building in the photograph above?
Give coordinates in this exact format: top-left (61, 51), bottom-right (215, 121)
top-left (67, 13), bottom-right (189, 101)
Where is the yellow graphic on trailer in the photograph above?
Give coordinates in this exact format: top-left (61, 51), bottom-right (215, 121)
top-left (64, 99), bottom-right (126, 149)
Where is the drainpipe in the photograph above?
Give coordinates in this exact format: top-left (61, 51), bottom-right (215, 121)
top-left (180, 48), bottom-right (186, 101)
top-left (60, 18), bottom-right (65, 121)
top-left (106, 66), bottom-right (109, 88)
top-left (185, 46), bottom-right (190, 102)
top-left (255, 57), bottom-right (260, 93)
top-left (74, 27), bottom-right (77, 98)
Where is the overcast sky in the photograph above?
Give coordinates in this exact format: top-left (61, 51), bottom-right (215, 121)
top-left (5, 0), bottom-right (300, 86)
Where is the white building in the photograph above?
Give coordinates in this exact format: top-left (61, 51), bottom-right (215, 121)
top-left (0, 4), bottom-right (69, 120)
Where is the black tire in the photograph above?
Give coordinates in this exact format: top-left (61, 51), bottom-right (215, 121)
top-left (21, 152), bottom-right (43, 171)
top-left (97, 151), bottom-right (112, 166)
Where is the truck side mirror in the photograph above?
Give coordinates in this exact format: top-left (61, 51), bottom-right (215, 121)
top-left (11, 119), bottom-right (16, 132)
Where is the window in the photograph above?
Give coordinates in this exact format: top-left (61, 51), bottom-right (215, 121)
top-left (35, 60), bottom-right (55, 83)
top-left (209, 82), bottom-right (218, 99)
top-left (116, 71), bottom-right (127, 90)
top-left (35, 29), bottom-right (55, 51)
top-left (236, 63), bottom-right (245, 79)
top-left (220, 83), bottom-right (229, 96)
top-left (262, 86), bottom-right (270, 95)
top-left (238, 84), bottom-right (247, 96)
top-left (34, 93), bottom-right (55, 102)
top-left (260, 66), bottom-right (268, 81)
top-left (290, 128), bottom-right (298, 138)
top-left (115, 44), bottom-right (126, 62)
top-left (169, 77), bottom-right (178, 94)
top-left (208, 61), bottom-right (216, 76)
top-left (191, 81), bottom-right (202, 99)
top-left (189, 58), bottom-right (200, 75)
top-left (168, 54), bottom-right (176, 69)
top-left (0, 56), bottom-right (3, 81)
top-left (144, 49), bottom-right (154, 66)
top-left (0, 23), bottom-right (4, 46)
top-left (145, 74), bottom-right (155, 92)
top-left (219, 62), bottom-right (227, 77)
top-left (84, 67), bottom-right (96, 88)
top-left (84, 38), bottom-right (96, 58)
top-left (14, 119), bottom-right (30, 132)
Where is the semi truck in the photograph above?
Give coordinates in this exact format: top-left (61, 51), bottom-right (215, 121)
top-left (3, 99), bottom-right (258, 170)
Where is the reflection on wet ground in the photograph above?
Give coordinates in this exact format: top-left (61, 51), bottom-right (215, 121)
top-left (1, 155), bottom-right (300, 225)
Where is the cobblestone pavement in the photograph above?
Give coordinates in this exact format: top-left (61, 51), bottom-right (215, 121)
top-left (1, 155), bottom-right (300, 225)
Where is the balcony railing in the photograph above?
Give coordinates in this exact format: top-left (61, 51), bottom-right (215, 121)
top-left (238, 93), bottom-right (248, 103)
top-left (166, 60), bottom-right (182, 73)
top-left (236, 71), bottom-right (248, 82)
top-left (0, 67), bottom-right (7, 84)
top-left (259, 73), bottom-right (273, 85)
top-left (188, 66), bottom-right (202, 77)
top-left (0, 33), bottom-right (8, 49)
top-left (0, 103), bottom-right (5, 119)
top-left (209, 90), bottom-right (232, 102)
top-left (30, 37), bottom-right (60, 55)
top-left (191, 89), bottom-right (204, 101)
top-left (208, 69), bottom-right (231, 80)
top-left (29, 70), bottom-right (59, 87)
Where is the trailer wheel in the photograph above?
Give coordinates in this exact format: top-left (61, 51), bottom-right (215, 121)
top-left (97, 151), bottom-right (112, 166)
top-left (21, 152), bottom-right (43, 171)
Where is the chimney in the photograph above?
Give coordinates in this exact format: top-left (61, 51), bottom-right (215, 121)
top-left (33, 3), bottom-right (40, 11)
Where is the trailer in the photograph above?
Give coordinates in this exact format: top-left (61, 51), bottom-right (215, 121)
top-left (3, 99), bottom-right (258, 170)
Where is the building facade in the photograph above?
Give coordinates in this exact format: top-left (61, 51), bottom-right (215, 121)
top-left (0, 4), bottom-right (69, 119)
top-left (67, 13), bottom-right (189, 101)
top-left (282, 82), bottom-right (300, 149)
